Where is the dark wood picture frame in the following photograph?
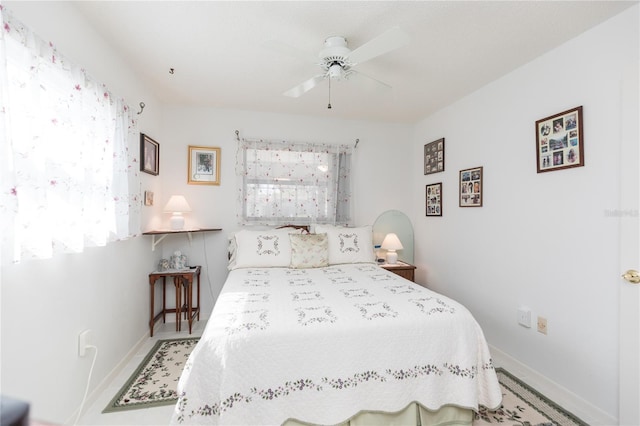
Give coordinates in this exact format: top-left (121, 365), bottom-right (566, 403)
top-left (140, 133), bottom-right (159, 176)
top-left (426, 183), bottom-right (442, 216)
top-left (424, 138), bottom-right (445, 175)
top-left (459, 166), bottom-right (483, 207)
top-left (536, 106), bottom-right (584, 173)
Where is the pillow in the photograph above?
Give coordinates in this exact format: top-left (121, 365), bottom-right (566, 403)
top-left (309, 223), bottom-right (339, 233)
top-left (228, 226), bottom-right (307, 268)
top-left (231, 228), bottom-right (303, 270)
top-left (314, 225), bottom-right (375, 265)
top-left (290, 233), bottom-right (329, 269)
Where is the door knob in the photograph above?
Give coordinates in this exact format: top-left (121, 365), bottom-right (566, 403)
top-left (622, 269), bottom-right (640, 284)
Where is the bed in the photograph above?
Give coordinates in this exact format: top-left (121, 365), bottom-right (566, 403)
top-left (171, 226), bottom-right (502, 425)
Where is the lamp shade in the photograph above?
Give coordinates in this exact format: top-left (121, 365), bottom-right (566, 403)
top-left (381, 233), bottom-right (403, 264)
top-left (164, 195), bottom-right (192, 230)
top-left (381, 233), bottom-right (403, 251)
top-left (164, 195), bottom-right (192, 213)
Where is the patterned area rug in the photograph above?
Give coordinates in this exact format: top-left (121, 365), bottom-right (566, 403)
top-left (103, 338), bottom-right (199, 412)
top-left (104, 337), bottom-right (588, 426)
top-left (475, 368), bottom-right (588, 426)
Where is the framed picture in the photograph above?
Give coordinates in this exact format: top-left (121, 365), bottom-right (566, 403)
top-left (188, 145), bottom-right (221, 185)
top-left (144, 191), bottom-right (154, 206)
top-left (426, 183), bottom-right (442, 216)
top-left (140, 133), bottom-right (159, 176)
top-left (459, 166), bottom-right (483, 207)
top-left (424, 138), bottom-right (445, 175)
top-left (535, 106), bottom-right (584, 173)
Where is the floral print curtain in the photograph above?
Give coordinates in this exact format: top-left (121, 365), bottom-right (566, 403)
top-left (236, 138), bottom-right (353, 226)
top-left (0, 6), bottom-right (141, 263)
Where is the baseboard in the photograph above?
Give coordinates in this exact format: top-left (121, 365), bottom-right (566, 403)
top-left (65, 331), bottom-right (149, 425)
top-left (490, 344), bottom-right (616, 425)
top-left (66, 314), bottom-right (212, 423)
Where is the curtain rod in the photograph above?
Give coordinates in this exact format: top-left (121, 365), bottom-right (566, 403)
top-left (235, 130), bottom-right (359, 148)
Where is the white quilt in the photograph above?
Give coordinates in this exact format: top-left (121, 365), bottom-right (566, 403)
top-left (171, 264), bottom-right (502, 425)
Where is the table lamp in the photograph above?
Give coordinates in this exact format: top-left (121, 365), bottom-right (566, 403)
top-left (381, 233), bottom-right (403, 264)
top-left (164, 195), bottom-right (192, 230)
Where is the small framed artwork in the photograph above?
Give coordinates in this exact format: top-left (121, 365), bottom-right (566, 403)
top-left (536, 106), bottom-right (583, 173)
top-left (459, 166), bottom-right (483, 207)
top-left (144, 191), bottom-right (154, 206)
top-left (188, 145), bottom-right (221, 185)
top-left (140, 133), bottom-right (159, 176)
top-left (426, 183), bottom-right (442, 216)
top-left (424, 138), bottom-right (445, 175)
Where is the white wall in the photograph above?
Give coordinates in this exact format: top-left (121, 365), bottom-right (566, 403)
top-left (0, 4), bottom-right (414, 423)
top-left (1, 2), bottom-right (164, 423)
top-left (154, 106), bottom-right (414, 317)
top-left (3, 1), bottom-right (637, 424)
top-left (411, 6), bottom-right (638, 422)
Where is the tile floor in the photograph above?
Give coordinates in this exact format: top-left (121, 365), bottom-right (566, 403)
top-left (76, 320), bottom-right (206, 426)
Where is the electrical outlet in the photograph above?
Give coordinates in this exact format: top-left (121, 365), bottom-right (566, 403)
top-left (517, 307), bottom-right (531, 328)
top-left (537, 317), bottom-right (548, 335)
top-left (78, 329), bottom-right (92, 357)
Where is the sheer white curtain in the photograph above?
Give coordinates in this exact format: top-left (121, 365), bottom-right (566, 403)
top-left (236, 138), bottom-right (353, 226)
top-left (0, 7), bottom-right (141, 263)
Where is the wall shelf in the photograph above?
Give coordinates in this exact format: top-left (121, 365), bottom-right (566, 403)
top-left (142, 228), bottom-right (222, 251)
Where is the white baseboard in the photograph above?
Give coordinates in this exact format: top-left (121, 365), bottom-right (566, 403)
top-left (65, 316), bottom-right (210, 424)
top-left (65, 331), bottom-right (149, 425)
top-left (490, 344), bottom-right (616, 425)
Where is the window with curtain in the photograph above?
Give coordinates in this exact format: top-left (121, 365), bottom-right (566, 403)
top-left (237, 139), bottom-right (353, 226)
top-left (0, 7), bottom-right (141, 263)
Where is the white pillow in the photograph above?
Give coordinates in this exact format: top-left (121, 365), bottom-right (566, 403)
top-left (231, 228), bottom-right (303, 270)
top-left (290, 233), bottom-right (329, 269)
top-left (315, 225), bottom-right (375, 265)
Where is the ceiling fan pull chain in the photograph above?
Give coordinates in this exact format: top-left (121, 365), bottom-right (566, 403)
top-left (327, 77), bottom-right (332, 109)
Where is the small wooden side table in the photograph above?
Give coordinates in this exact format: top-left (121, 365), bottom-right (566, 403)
top-left (380, 261), bottom-right (417, 282)
top-left (148, 266), bottom-right (201, 337)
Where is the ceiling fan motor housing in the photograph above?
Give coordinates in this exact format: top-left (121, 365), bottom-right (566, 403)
top-left (320, 36), bottom-right (352, 79)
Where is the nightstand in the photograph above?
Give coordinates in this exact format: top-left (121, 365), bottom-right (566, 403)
top-left (148, 266), bottom-right (201, 337)
top-left (380, 261), bottom-right (416, 282)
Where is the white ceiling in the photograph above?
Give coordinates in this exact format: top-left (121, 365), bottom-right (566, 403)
top-left (73, 1), bottom-right (636, 124)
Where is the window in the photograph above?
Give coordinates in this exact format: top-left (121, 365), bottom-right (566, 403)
top-left (0, 8), bottom-right (140, 263)
top-left (237, 139), bottom-right (352, 226)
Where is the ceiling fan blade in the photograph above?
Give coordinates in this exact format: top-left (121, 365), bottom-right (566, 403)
top-left (345, 70), bottom-right (392, 92)
top-left (347, 27), bottom-right (410, 66)
top-left (262, 39), bottom-right (319, 64)
top-left (283, 74), bottom-right (326, 98)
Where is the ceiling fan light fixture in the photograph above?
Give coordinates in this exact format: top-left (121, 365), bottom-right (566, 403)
top-left (329, 63), bottom-right (343, 80)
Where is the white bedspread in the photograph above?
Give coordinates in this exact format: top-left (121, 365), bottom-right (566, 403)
top-left (171, 264), bottom-right (502, 425)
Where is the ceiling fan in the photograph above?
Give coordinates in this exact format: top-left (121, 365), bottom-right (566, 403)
top-left (264, 27), bottom-right (411, 102)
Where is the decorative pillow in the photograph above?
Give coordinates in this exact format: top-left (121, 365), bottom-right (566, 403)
top-left (314, 225), bottom-right (375, 265)
top-left (231, 228), bottom-right (303, 270)
top-left (290, 233), bottom-right (329, 269)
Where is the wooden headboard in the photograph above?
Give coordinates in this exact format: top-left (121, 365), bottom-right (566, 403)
top-left (276, 225), bottom-right (310, 233)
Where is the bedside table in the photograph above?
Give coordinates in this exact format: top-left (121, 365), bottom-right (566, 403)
top-left (148, 266), bottom-right (201, 337)
top-left (380, 261), bottom-right (416, 282)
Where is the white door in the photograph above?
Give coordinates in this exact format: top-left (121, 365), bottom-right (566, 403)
top-left (618, 61), bottom-right (639, 426)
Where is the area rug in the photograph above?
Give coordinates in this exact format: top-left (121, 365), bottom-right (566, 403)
top-left (105, 338), bottom-right (588, 426)
top-left (475, 368), bottom-right (588, 426)
top-left (103, 337), bottom-right (199, 413)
